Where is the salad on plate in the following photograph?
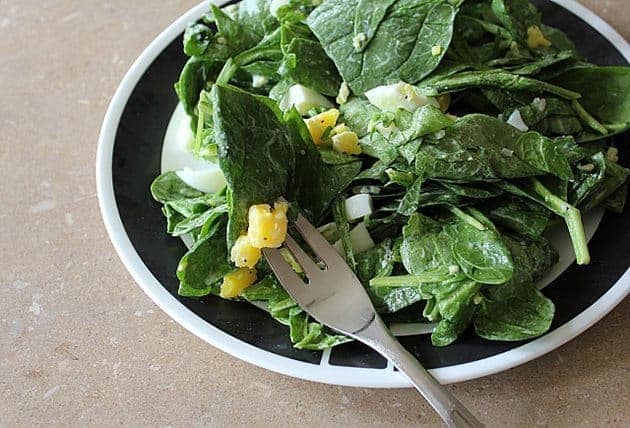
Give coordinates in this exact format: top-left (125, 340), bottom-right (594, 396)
top-left (151, 0), bottom-right (630, 350)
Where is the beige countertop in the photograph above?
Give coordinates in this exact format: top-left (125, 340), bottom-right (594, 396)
top-left (1, 1), bottom-right (628, 426)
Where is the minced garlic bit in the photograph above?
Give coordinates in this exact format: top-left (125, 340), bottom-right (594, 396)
top-left (352, 32), bottom-right (367, 51)
top-left (607, 147), bottom-right (619, 163)
top-left (431, 45), bottom-right (442, 56)
top-left (532, 97), bottom-right (547, 112)
top-left (252, 74), bottom-right (269, 88)
top-left (336, 81), bottom-right (350, 105)
top-left (434, 130), bottom-right (446, 140)
top-left (527, 25), bottom-right (552, 49)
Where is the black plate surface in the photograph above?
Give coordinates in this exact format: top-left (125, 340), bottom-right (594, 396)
top-left (111, 1), bottom-right (629, 370)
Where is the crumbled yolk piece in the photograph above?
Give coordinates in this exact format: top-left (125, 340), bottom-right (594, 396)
top-left (230, 234), bottom-right (262, 268)
top-left (220, 268), bottom-right (258, 298)
top-left (527, 25), bottom-right (552, 49)
top-left (247, 201), bottom-right (289, 249)
top-left (332, 131), bottom-right (362, 155)
top-left (332, 123), bottom-right (349, 135)
top-left (305, 109), bottom-right (340, 145)
top-left (431, 45), bottom-right (442, 56)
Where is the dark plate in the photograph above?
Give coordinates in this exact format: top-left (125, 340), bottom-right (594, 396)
top-left (97, 0), bottom-right (630, 386)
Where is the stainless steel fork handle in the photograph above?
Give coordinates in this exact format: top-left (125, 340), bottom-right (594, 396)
top-left (353, 316), bottom-right (484, 428)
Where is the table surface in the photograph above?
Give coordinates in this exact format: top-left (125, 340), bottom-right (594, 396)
top-left (1, 1), bottom-right (629, 426)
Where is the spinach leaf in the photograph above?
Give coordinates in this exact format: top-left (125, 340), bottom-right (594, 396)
top-left (490, 0), bottom-right (541, 42)
top-left (418, 70), bottom-right (581, 100)
top-left (175, 58), bottom-right (221, 118)
top-left (355, 239), bottom-right (396, 284)
top-left (474, 281), bottom-right (554, 341)
top-left (209, 4), bottom-right (262, 58)
top-left (414, 114), bottom-right (571, 181)
top-left (307, 0), bottom-right (458, 93)
top-left (177, 215), bottom-right (233, 297)
top-left (499, 178), bottom-right (589, 264)
top-left (234, 0), bottom-right (276, 37)
top-left (241, 275), bottom-right (290, 301)
top-left (398, 176), bottom-right (425, 215)
top-left (288, 308), bottom-right (352, 349)
top-left (512, 132), bottom-right (573, 180)
top-left (485, 198), bottom-right (550, 239)
top-left (151, 172), bottom-right (226, 235)
top-left (472, 234), bottom-right (557, 340)
top-left (353, 0), bottom-right (397, 52)
top-left (570, 152), bottom-right (630, 212)
top-left (400, 213), bottom-right (453, 275)
top-left (430, 279), bottom-right (479, 346)
top-left (445, 220), bottom-right (514, 285)
top-left (212, 84), bottom-right (293, 246)
top-left (551, 66), bottom-right (630, 133)
top-left (172, 204), bottom-right (228, 237)
top-left (151, 171), bottom-right (206, 202)
top-left (339, 97), bottom-right (381, 137)
top-left (280, 25), bottom-right (342, 96)
top-left (184, 23), bottom-right (213, 57)
top-left (212, 84), bottom-right (359, 248)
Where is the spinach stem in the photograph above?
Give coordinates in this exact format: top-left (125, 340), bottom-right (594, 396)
top-left (418, 71), bottom-right (582, 100)
top-left (449, 206), bottom-right (487, 230)
top-left (571, 100), bottom-right (608, 135)
top-left (216, 47), bottom-right (280, 85)
top-left (529, 178), bottom-right (590, 265)
top-left (332, 196), bottom-right (357, 272)
top-left (369, 271), bottom-right (453, 288)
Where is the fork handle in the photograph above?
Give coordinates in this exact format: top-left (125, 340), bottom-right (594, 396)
top-left (353, 316), bottom-right (484, 428)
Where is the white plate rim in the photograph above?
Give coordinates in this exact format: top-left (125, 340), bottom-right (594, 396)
top-left (96, 0), bottom-right (630, 387)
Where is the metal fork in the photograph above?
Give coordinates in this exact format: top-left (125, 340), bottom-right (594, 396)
top-left (263, 214), bottom-right (484, 428)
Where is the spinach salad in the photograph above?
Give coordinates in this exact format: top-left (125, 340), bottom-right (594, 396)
top-left (151, 0), bottom-right (630, 349)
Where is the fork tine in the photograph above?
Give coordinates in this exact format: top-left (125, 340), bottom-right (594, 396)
top-left (262, 248), bottom-right (314, 305)
top-left (284, 235), bottom-right (323, 277)
top-left (293, 214), bottom-right (344, 266)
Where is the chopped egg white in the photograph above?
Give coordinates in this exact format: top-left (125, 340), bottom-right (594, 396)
top-left (333, 222), bottom-right (375, 256)
top-left (365, 82), bottom-right (439, 113)
top-left (344, 194), bottom-right (373, 222)
top-left (176, 166), bottom-right (226, 194)
top-left (279, 84), bottom-right (333, 115)
top-left (252, 74), bottom-right (269, 88)
top-left (506, 109), bottom-right (529, 132)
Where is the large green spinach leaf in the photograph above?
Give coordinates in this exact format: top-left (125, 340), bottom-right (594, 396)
top-left (307, 0), bottom-right (458, 94)
top-left (551, 66), bottom-right (630, 133)
top-left (211, 84), bottom-right (360, 248)
top-left (414, 114), bottom-right (572, 181)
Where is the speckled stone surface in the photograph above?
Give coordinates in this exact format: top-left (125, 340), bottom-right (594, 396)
top-left (1, 1), bottom-right (628, 426)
